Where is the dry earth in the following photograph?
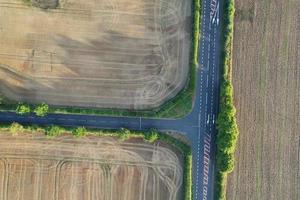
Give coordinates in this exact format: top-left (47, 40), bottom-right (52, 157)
top-left (0, 133), bottom-right (183, 200)
top-left (227, 0), bottom-right (300, 199)
top-left (0, 0), bottom-right (191, 109)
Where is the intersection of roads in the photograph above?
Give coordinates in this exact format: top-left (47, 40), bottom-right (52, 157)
top-left (0, 0), bottom-right (221, 199)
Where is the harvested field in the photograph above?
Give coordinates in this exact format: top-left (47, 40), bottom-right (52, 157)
top-left (0, 133), bottom-right (183, 200)
top-left (228, 0), bottom-right (300, 199)
top-left (0, 0), bottom-right (191, 109)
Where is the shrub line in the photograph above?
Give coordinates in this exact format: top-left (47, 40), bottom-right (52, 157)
top-left (215, 0), bottom-right (239, 199)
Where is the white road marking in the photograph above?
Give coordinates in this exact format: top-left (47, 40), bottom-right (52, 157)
top-left (202, 133), bottom-right (211, 200)
top-left (206, 75), bottom-right (209, 87)
top-left (211, 2), bottom-right (219, 25)
top-left (216, 3), bottom-right (220, 26)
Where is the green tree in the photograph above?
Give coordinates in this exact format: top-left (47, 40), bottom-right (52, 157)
top-left (34, 103), bottom-right (49, 117)
top-left (216, 151), bottom-right (235, 173)
top-left (16, 103), bottom-right (30, 115)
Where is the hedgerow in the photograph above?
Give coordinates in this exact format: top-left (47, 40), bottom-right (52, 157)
top-left (215, 0), bottom-right (239, 199)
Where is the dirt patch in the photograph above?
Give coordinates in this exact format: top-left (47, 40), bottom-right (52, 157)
top-left (32, 0), bottom-right (59, 9)
top-left (0, 133), bottom-right (183, 199)
top-left (0, 0), bottom-right (191, 109)
top-left (227, 0), bottom-right (300, 199)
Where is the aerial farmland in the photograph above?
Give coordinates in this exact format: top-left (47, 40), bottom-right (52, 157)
top-left (0, 0), bottom-right (191, 109)
top-left (0, 132), bottom-right (184, 200)
top-left (228, 0), bottom-right (300, 199)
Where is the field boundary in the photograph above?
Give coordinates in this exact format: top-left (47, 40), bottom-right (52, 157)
top-left (0, 0), bottom-right (201, 119)
top-left (215, 0), bottom-right (239, 199)
top-left (0, 122), bottom-right (193, 200)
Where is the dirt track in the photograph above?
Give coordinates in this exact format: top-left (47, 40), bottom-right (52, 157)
top-left (0, 134), bottom-right (183, 200)
top-left (0, 0), bottom-right (191, 109)
top-left (227, 0), bottom-right (300, 199)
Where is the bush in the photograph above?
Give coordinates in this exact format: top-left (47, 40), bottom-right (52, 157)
top-left (16, 103), bottom-right (31, 115)
top-left (9, 122), bottom-right (24, 135)
top-left (144, 129), bottom-right (159, 143)
top-left (72, 126), bottom-right (87, 137)
top-left (45, 125), bottom-right (64, 137)
top-left (34, 103), bottom-right (49, 117)
top-left (118, 128), bottom-right (131, 141)
top-left (216, 151), bottom-right (234, 173)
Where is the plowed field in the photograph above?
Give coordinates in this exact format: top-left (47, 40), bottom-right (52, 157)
top-left (0, 134), bottom-right (183, 200)
top-left (227, 0), bottom-right (300, 199)
top-left (0, 0), bottom-right (191, 109)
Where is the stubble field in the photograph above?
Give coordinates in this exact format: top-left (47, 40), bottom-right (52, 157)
top-left (0, 0), bottom-right (191, 109)
top-left (0, 133), bottom-right (183, 200)
top-left (227, 0), bottom-right (300, 199)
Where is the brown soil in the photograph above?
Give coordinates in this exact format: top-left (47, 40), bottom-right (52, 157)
top-left (227, 0), bottom-right (300, 199)
top-left (0, 133), bottom-right (183, 200)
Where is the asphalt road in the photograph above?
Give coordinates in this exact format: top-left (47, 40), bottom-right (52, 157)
top-left (0, 0), bottom-right (221, 199)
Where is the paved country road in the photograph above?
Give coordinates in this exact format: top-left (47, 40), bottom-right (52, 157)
top-left (0, 0), bottom-right (221, 199)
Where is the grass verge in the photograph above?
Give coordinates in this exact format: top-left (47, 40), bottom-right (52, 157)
top-left (0, 122), bottom-right (193, 200)
top-left (215, 0), bottom-right (239, 199)
top-left (0, 0), bottom-right (201, 119)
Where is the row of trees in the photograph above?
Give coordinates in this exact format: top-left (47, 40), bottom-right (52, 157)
top-left (16, 102), bottom-right (49, 117)
top-left (215, 0), bottom-right (239, 199)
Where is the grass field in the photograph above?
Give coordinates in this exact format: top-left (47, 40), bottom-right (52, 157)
top-left (0, 0), bottom-right (191, 110)
top-left (0, 132), bottom-right (184, 200)
top-left (227, 0), bottom-right (300, 199)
